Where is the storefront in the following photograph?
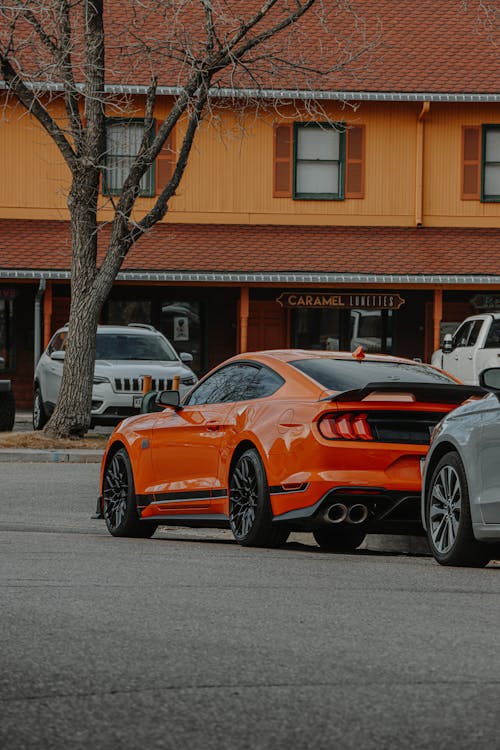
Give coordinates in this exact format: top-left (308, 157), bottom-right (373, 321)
top-left (3, 220), bottom-right (500, 408)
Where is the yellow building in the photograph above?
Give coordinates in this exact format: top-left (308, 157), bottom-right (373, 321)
top-left (2, 1), bottom-right (500, 406)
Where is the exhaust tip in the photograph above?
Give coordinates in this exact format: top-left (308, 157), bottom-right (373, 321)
top-left (347, 503), bottom-right (369, 525)
top-left (325, 503), bottom-right (348, 524)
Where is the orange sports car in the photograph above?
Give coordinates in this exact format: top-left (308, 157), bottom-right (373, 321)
top-left (98, 349), bottom-right (483, 551)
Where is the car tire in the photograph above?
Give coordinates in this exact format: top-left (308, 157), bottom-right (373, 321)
top-left (313, 526), bottom-right (366, 553)
top-left (0, 390), bottom-right (15, 432)
top-left (33, 388), bottom-right (48, 430)
top-left (102, 447), bottom-right (157, 538)
top-left (229, 448), bottom-right (289, 547)
top-left (426, 451), bottom-right (492, 567)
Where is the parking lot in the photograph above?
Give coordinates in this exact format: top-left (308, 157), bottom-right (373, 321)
top-left (1, 460), bottom-right (499, 749)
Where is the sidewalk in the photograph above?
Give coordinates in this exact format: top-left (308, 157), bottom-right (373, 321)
top-left (0, 410), bottom-right (105, 463)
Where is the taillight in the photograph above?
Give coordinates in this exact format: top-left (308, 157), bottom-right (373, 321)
top-left (318, 412), bottom-right (374, 441)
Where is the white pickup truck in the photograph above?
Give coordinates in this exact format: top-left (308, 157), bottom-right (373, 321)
top-left (431, 313), bottom-right (500, 384)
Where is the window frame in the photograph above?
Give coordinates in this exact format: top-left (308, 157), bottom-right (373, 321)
top-left (103, 117), bottom-right (155, 198)
top-left (292, 122), bottom-right (345, 201)
top-left (481, 124), bottom-right (500, 202)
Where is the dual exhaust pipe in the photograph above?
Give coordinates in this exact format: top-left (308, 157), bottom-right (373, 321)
top-left (325, 502), bottom-right (369, 525)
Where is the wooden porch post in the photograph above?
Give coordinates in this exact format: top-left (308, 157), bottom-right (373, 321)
top-left (43, 280), bottom-right (53, 348)
top-left (433, 288), bottom-right (443, 353)
top-left (239, 286), bottom-right (249, 353)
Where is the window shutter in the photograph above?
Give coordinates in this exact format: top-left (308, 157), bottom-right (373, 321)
top-left (156, 122), bottom-right (176, 194)
top-left (345, 125), bottom-right (365, 199)
top-left (461, 126), bottom-right (481, 200)
top-left (273, 124), bottom-right (292, 197)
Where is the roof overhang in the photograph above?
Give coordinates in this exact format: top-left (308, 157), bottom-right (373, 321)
top-left (1, 81), bottom-right (500, 103)
top-left (2, 269), bottom-right (500, 285)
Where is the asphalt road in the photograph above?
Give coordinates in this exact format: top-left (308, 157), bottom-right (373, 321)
top-left (1, 463), bottom-right (499, 750)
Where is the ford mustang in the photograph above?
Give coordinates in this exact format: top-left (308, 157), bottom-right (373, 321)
top-left (98, 349), bottom-right (484, 551)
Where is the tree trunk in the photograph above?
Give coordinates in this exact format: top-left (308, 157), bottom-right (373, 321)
top-left (44, 177), bottom-right (102, 438)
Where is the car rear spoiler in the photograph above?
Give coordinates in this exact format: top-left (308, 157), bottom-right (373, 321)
top-left (322, 382), bottom-right (487, 404)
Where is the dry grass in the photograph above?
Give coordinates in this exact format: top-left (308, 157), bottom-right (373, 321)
top-left (0, 431), bottom-right (109, 450)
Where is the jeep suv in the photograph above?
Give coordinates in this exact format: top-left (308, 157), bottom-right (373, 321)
top-left (33, 324), bottom-right (198, 429)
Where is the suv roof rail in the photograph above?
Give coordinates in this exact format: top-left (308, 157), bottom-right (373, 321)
top-left (127, 323), bottom-right (156, 331)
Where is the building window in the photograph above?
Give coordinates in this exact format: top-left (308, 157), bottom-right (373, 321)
top-left (293, 123), bottom-right (344, 199)
top-left (104, 119), bottom-right (155, 197)
top-left (482, 125), bottom-right (500, 201)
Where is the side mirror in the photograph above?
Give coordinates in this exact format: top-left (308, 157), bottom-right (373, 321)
top-left (0, 355), bottom-right (4, 367)
top-left (442, 333), bottom-right (453, 353)
top-left (50, 350), bottom-right (66, 361)
top-left (180, 352), bottom-right (193, 363)
top-left (155, 390), bottom-right (181, 409)
top-left (479, 367), bottom-right (500, 392)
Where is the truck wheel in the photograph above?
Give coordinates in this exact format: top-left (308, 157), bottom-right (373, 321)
top-left (0, 390), bottom-right (15, 432)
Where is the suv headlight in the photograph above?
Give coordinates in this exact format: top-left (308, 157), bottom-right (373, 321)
top-left (93, 375), bottom-right (111, 385)
top-left (181, 375), bottom-right (197, 385)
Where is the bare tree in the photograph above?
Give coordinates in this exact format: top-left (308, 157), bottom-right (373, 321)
top-left (0, 0), bottom-right (377, 437)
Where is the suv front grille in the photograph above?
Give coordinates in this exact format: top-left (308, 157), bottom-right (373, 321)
top-left (113, 377), bottom-right (174, 393)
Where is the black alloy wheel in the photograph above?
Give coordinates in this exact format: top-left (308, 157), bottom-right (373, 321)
top-left (33, 388), bottom-right (47, 430)
top-left (426, 451), bottom-right (492, 567)
top-left (103, 447), bottom-right (157, 538)
top-left (229, 448), bottom-right (289, 548)
top-left (313, 526), bottom-right (366, 553)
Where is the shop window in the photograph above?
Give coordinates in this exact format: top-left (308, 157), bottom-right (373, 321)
top-left (107, 300), bottom-right (152, 326)
top-left (103, 119), bottom-right (155, 196)
top-left (160, 301), bottom-right (201, 374)
top-left (273, 123), bottom-right (364, 199)
top-left (348, 309), bottom-right (393, 354)
top-left (291, 307), bottom-right (393, 354)
top-left (0, 298), bottom-right (14, 370)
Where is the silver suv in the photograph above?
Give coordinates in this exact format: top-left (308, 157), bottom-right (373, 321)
top-left (33, 324), bottom-right (198, 429)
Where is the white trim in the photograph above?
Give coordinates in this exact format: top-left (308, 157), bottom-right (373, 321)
top-left (2, 268), bottom-right (500, 285)
top-left (1, 80), bottom-right (500, 102)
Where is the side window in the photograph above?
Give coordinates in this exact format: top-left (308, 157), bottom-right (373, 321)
top-left (245, 366), bottom-right (284, 400)
top-left (467, 320), bottom-right (483, 347)
top-left (484, 320), bottom-right (500, 348)
top-left (451, 321), bottom-right (473, 349)
top-left (186, 364), bottom-right (259, 405)
top-left (47, 332), bottom-right (66, 355)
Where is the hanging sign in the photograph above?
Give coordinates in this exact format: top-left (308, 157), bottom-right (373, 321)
top-left (470, 294), bottom-right (500, 311)
top-left (0, 288), bottom-right (16, 300)
top-left (276, 292), bottom-right (405, 309)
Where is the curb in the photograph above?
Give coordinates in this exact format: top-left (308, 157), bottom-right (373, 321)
top-left (0, 449), bottom-right (104, 463)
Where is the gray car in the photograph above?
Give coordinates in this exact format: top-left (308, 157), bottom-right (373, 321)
top-left (421, 368), bottom-right (500, 567)
top-left (33, 324), bottom-right (198, 429)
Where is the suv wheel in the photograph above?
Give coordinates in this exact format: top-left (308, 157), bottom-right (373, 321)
top-left (33, 388), bottom-right (48, 430)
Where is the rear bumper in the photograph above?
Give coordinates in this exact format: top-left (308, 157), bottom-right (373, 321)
top-left (272, 486), bottom-right (424, 535)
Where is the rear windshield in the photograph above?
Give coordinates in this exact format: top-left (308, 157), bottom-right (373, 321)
top-left (291, 358), bottom-right (455, 392)
top-left (95, 333), bottom-right (178, 361)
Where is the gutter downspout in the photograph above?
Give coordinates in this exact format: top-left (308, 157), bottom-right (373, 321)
top-left (416, 101), bottom-right (430, 226)
top-left (34, 278), bottom-right (46, 369)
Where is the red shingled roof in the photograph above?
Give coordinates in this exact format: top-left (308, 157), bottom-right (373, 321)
top-left (3, 1), bottom-right (500, 95)
top-left (1, 219), bottom-right (499, 277)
